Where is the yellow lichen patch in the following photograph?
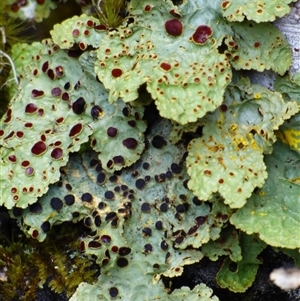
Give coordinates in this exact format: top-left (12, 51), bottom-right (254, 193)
top-left (251, 210), bottom-right (267, 216)
top-left (247, 133), bottom-right (261, 151)
top-left (258, 212), bottom-right (267, 216)
top-left (207, 144), bottom-right (225, 152)
top-left (229, 123), bottom-right (238, 132)
top-left (233, 136), bottom-right (248, 149)
top-left (276, 129), bottom-right (300, 151)
top-left (288, 177), bottom-right (300, 185)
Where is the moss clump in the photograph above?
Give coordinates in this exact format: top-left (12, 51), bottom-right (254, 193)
top-left (0, 221), bottom-right (99, 300)
top-left (92, 0), bottom-right (128, 28)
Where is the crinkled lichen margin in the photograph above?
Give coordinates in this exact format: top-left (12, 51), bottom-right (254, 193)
top-left (0, 40), bottom-right (146, 209)
top-left (50, 0), bottom-right (292, 124)
top-left (186, 77), bottom-right (298, 208)
top-left (11, 119), bottom-right (222, 300)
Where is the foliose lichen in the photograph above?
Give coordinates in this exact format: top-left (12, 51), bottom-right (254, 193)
top-left (96, 0), bottom-right (293, 123)
top-left (12, 119), bottom-right (221, 299)
top-left (0, 40), bottom-right (146, 209)
top-left (230, 139), bottom-right (300, 249)
top-left (186, 76), bottom-right (298, 208)
top-left (220, 0), bottom-right (297, 22)
top-left (215, 233), bottom-right (267, 293)
top-left (2, 0), bottom-right (64, 22)
top-left (50, 0), bottom-right (293, 125)
top-left (0, 0), bottom-right (299, 299)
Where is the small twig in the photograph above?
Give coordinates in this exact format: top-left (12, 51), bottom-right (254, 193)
top-left (0, 26), bottom-right (6, 45)
top-left (0, 50), bottom-right (19, 86)
top-left (0, 26), bottom-right (19, 86)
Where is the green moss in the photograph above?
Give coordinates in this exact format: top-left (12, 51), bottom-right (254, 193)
top-left (0, 222), bottom-right (98, 300)
top-left (92, 0), bottom-right (128, 28)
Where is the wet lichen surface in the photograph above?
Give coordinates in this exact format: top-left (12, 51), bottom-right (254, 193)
top-left (0, 0), bottom-right (300, 300)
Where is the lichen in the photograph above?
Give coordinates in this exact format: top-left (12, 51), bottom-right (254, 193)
top-left (186, 76), bottom-right (298, 208)
top-left (230, 139), bottom-right (300, 249)
top-left (0, 40), bottom-right (146, 209)
top-left (89, 0), bottom-right (292, 124)
top-left (202, 226), bottom-right (242, 262)
top-left (1, 0), bottom-right (63, 22)
top-left (274, 72), bottom-right (300, 151)
top-left (220, 0), bottom-right (297, 22)
top-left (12, 119), bottom-right (220, 299)
top-left (215, 233), bottom-right (266, 293)
top-left (224, 22), bottom-right (292, 75)
top-left (0, 0), bottom-right (299, 299)
top-left (51, 14), bottom-right (106, 50)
